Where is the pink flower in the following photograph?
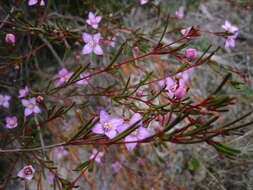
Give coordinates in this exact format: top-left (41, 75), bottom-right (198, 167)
top-left (117, 113), bottom-right (151, 151)
top-left (5, 116), bottom-right (18, 129)
top-left (21, 98), bottom-right (41, 116)
top-left (82, 33), bottom-right (103, 55)
top-left (5, 33), bottom-right (15, 44)
top-left (89, 149), bottom-right (104, 163)
top-left (17, 165), bottom-right (35, 180)
top-left (76, 72), bottom-right (90, 85)
top-left (28, 0), bottom-right (45, 6)
top-left (140, 0), bottom-right (149, 5)
top-left (18, 86), bottom-right (29, 98)
top-left (0, 94), bottom-right (11, 108)
top-left (111, 161), bottom-right (122, 173)
top-left (225, 33), bottom-right (238, 48)
top-left (175, 7), bottom-right (184, 19)
top-left (86, 12), bottom-right (102, 29)
top-left (53, 146), bottom-right (69, 160)
top-left (158, 77), bottom-right (187, 99)
top-left (222, 20), bottom-right (238, 33)
top-left (54, 68), bottom-right (73, 87)
top-left (92, 110), bottom-right (124, 139)
top-left (185, 48), bottom-right (197, 59)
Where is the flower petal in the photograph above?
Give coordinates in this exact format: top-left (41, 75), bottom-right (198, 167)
top-left (82, 44), bottom-right (93, 55)
top-left (110, 118), bottom-right (124, 128)
top-left (105, 129), bottom-right (117, 139)
top-left (125, 136), bottom-right (138, 151)
top-left (82, 33), bottom-right (92, 43)
top-left (25, 108), bottom-right (33, 116)
top-left (129, 113), bottom-right (142, 125)
top-left (100, 110), bottom-right (109, 124)
top-left (93, 45), bottom-right (103, 55)
top-left (92, 123), bottom-right (104, 135)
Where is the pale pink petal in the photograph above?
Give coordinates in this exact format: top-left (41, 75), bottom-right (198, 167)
top-left (100, 110), bottom-right (109, 124)
top-left (92, 123), bottom-right (104, 134)
top-left (96, 16), bottom-right (102, 23)
top-left (93, 45), bottom-right (103, 55)
top-left (93, 33), bottom-right (101, 43)
top-left (129, 113), bottom-right (142, 125)
top-left (33, 106), bottom-right (41, 113)
top-left (92, 24), bottom-right (98, 29)
top-left (28, 0), bottom-right (38, 6)
top-left (82, 33), bottom-right (92, 43)
top-left (39, 0), bottom-right (45, 6)
top-left (21, 99), bottom-right (29, 106)
top-left (25, 108), bottom-right (33, 116)
top-left (105, 129), bottom-right (117, 139)
top-left (117, 123), bottom-right (129, 133)
top-left (82, 44), bottom-right (93, 55)
top-left (110, 118), bottom-right (124, 128)
top-left (125, 136), bottom-right (138, 151)
top-left (88, 12), bottom-right (95, 20)
top-left (3, 102), bottom-right (9, 108)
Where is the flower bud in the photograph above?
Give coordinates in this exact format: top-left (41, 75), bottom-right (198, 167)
top-left (185, 48), bottom-right (197, 59)
top-left (5, 33), bottom-right (15, 44)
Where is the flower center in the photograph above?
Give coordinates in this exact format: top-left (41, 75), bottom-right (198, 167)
top-left (170, 84), bottom-right (178, 92)
top-left (88, 40), bottom-right (96, 48)
top-left (104, 122), bottom-right (112, 131)
top-left (131, 129), bottom-right (138, 136)
top-left (24, 167), bottom-right (33, 175)
top-left (28, 104), bottom-right (34, 109)
top-left (91, 18), bottom-right (97, 25)
top-left (9, 120), bottom-right (15, 125)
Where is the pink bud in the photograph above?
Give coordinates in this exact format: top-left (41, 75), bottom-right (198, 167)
top-left (174, 87), bottom-right (186, 99)
top-left (36, 96), bottom-right (44, 103)
top-left (185, 48), bottom-right (197, 59)
top-left (135, 90), bottom-right (143, 97)
top-left (75, 55), bottom-right (81, 61)
top-left (5, 33), bottom-right (15, 44)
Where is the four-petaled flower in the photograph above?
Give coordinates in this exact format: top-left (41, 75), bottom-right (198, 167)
top-left (89, 149), bottom-right (104, 163)
top-left (86, 12), bottom-right (102, 29)
top-left (28, 0), bottom-right (45, 6)
top-left (21, 98), bottom-right (41, 116)
top-left (76, 72), bottom-right (90, 85)
top-left (117, 113), bottom-right (151, 151)
top-left (17, 165), bottom-right (35, 180)
top-left (54, 68), bottom-right (73, 87)
top-left (0, 94), bottom-right (11, 108)
top-left (5, 33), bottom-right (15, 44)
top-left (222, 20), bottom-right (238, 33)
top-left (5, 116), bottom-right (18, 129)
top-left (18, 86), bottom-right (29, 98)
top-left (82, 33), bottom-right (103, 55)
top-left (92, 110), bottom-right (124, 139)
top-left (53, 146), bottom-right (69, 160)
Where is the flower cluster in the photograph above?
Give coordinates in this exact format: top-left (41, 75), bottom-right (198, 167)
top-left (158, 70), bottom-right (193, 100)
top-left (92, 111), bottom-right (151, 151)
